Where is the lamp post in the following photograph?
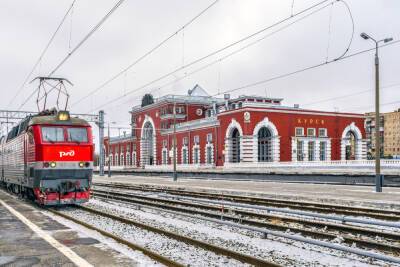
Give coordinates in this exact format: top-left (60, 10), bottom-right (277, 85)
top-left (173, 100), bottom-right (178, 181)
top-left (360, 32), bottom-right (393, 192)
top-left (107, 121), bottom-right (117, 178)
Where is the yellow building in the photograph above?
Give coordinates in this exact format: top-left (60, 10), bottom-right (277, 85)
top-left (383, 109), bottom-right (400, 157)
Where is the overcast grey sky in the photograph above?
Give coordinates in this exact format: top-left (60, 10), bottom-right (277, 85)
top-left (1, 0), bottom-right (399, 136)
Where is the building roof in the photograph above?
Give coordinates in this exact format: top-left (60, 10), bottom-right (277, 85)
top-left (131, 85), bottom-right (224, 113)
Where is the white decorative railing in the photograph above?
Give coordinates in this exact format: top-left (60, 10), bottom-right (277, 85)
top-left (94, 160), bottom-right (400, 172)
top-left (145, 164), bottom-right (216, 171)
top-left (224, 160), bottom-right (400, 169)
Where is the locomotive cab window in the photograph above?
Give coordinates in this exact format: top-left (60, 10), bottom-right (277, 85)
top-left (67, 128), bottom-right (88, 143)
top-left (41, 127), bottom-right (64, 142)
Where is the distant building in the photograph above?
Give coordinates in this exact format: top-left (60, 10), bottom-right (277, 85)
top-left (365, 109), bottom-right (400, 159)
top-left (104, 85), bottom-right (367, 167)
top-left (364, 112), bottom-right (384, 159)
top-left (383, 109), bottom-right (400, 158)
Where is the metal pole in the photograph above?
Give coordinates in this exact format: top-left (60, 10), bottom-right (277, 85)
top-left (108, 124), bottom-right (111, 177)
top-left (173, 100), bottom-right (177, 181)
top-left (374, 43), bottom-right (382, 192)
top-left (98, 110), bottom-right (105, 176)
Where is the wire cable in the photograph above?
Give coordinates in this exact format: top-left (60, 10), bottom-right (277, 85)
top-left (8, 0), bottom-right (76, 108)
top-left (333, 0), bottom-right (354, 61)
top-left (302, 82), bottom-right (400, 107)
top-left (49, 0), bottom-right (126, 76)
top-left (18, 0), bottom-right (126, 111)
top-left (71, 0), bottom-right (219, 107)
top-left (104, 1), bottom-right (354, 111)
top-left (89, 0), bottom-right (331, 112)
top-left (212, 40), bottom-right (400, 97)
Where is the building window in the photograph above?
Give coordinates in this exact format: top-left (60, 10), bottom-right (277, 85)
top-left (308, 141), bottom-right (315, 161)
top-left (162, 139), bottom-right (167, 148)
top-left (320, 141), bottom-right (327, 161)
top-left (120, 153), bottom-right (124, 166)
top-left (307, 128), bottom-right (316, 137)
top-left (109, 155), bottom-right (113, 166)
top-left (182, 147), bottom-right (188, 164)
top-left (126, 153), bottom-right (131, 165)
top-left (295, 127), bottom-right (304, 137)
top-left (162, 149), bottom-right (168, 165)
top-left (230, 128), bottom-right (241, 163)
top-left (183, 137), bottom-right (188, 146)
top-left (132, 152), bottom-right (137, 166)
top-left (206, 133), bottom-right (213, 143)
top-left (297, 140), bottom-right (304, 161)
top-left (115, 154), bottom-right (119, 166)
top-left (206, 145), bottom-right (213, 164)
top-left (193, 147), bottom-right (200, 164)
top-left (258, 127), bottom-right (273, 162)
top-left (194, 135), bottom-right (199, 144)
top-left (319, 128), bottom-right (327, 137)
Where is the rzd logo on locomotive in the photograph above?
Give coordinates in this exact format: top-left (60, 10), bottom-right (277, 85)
top-left (59, 150), bottom-right (75, 158)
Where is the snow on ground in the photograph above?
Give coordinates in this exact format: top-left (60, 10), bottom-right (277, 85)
top-left (95, 186), bottom-right (400, 234)
top-left (53, 207), bottom-right (248, 267)
top-left (42, 210), bottom-right (163, 267)
top-left (87, 197), bottom-right (397, 267)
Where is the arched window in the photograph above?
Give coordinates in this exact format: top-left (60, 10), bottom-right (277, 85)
top-left (258, 127), bottom-right (272, 162)
top-left (231, 128), bottom-right (240, 163)
top-left (120, 153), bottom-right (124, 166)
top-left (182, 147), bottom-right (188, 164)
top-left (345, 131), bottom-right (357, 160)
top-left (132, 152), bottom-right (137, 167)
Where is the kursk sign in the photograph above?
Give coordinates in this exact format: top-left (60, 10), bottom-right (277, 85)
top-left (296, 118), bottom-right (326, 125)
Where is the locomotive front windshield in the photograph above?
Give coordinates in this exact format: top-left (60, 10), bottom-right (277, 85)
top-left (67, 128), bottom-right (88, 142)
top-left (41, 127), bottom-right (64, 142)
top-left (41, 126), bottom-right (88, 143)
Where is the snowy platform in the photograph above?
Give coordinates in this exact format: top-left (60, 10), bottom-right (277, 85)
top-left (0, 190), bottom-right (139, 267)
top-left (94, 174), bottom-right (400, 210)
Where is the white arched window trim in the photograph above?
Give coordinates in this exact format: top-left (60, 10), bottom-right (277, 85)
top-left (340, 122), bottom-right (365, 160)
top-left (252, 117), bottom-right (280, 162)
top-left (225, 119), bottom-right (243, 163)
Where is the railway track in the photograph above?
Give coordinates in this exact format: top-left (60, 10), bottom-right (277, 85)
top-left (93, 182), bottom-right (400, 221)
top-left (48, 205), bottom-right (279, 267)
top-left (91, 186), bottom-right (400, 257)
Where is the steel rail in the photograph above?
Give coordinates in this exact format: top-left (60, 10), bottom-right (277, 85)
top-left (92, 190), bottom-right (400, 254)
top-left (167, 194), bottom-right (400, 229)
top-left (94, 182), bottom-right (400, 220)
top-left (74, 205), bottom-right (280, 267)
top-left (47, 208), bottom-right (183, 267)
top-left (91, 192), bottom-right (400, 264)
top-left (93, 188), bottom-right (400, 241)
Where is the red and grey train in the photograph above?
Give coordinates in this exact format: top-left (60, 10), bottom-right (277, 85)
top-left (0, 109), bottom-right (93, 205)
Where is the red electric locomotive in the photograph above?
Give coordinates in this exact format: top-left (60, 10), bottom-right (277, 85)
top-left (0, 109), bottom-right (93, 205)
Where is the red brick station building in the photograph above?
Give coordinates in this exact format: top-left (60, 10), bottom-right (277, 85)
top-left (104, 85), bottom-right (366, 168)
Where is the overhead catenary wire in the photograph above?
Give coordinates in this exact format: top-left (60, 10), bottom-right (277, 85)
top-left (7, 0), bottom-right (77, 108)
top-left (212, 39), bottom-right (400, 97)
top-left (302, 82), bottom-right (400, 107)
top-left (71, 0), bottom-right (220, 107)
top-left (18, 0), bottom-right (126, 111)
top-left (89, 0), bottom-right (332, 112)
top-left (105, 1), bottom-right (362, 112)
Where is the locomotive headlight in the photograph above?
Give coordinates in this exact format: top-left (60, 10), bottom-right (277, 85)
top-left (50, 162), bottom-right (56, 168)
top-left (79, 162), bottom-right (84, 168)
top-left (57, 111), bottom-right (70, 121)
top-left (43, 162), bottom-right (50, 168)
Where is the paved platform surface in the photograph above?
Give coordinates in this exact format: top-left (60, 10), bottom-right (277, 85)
top-left (0, 190), bottom-right (138, 267)
top-left (95, 174), bottom-right (400, 209)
